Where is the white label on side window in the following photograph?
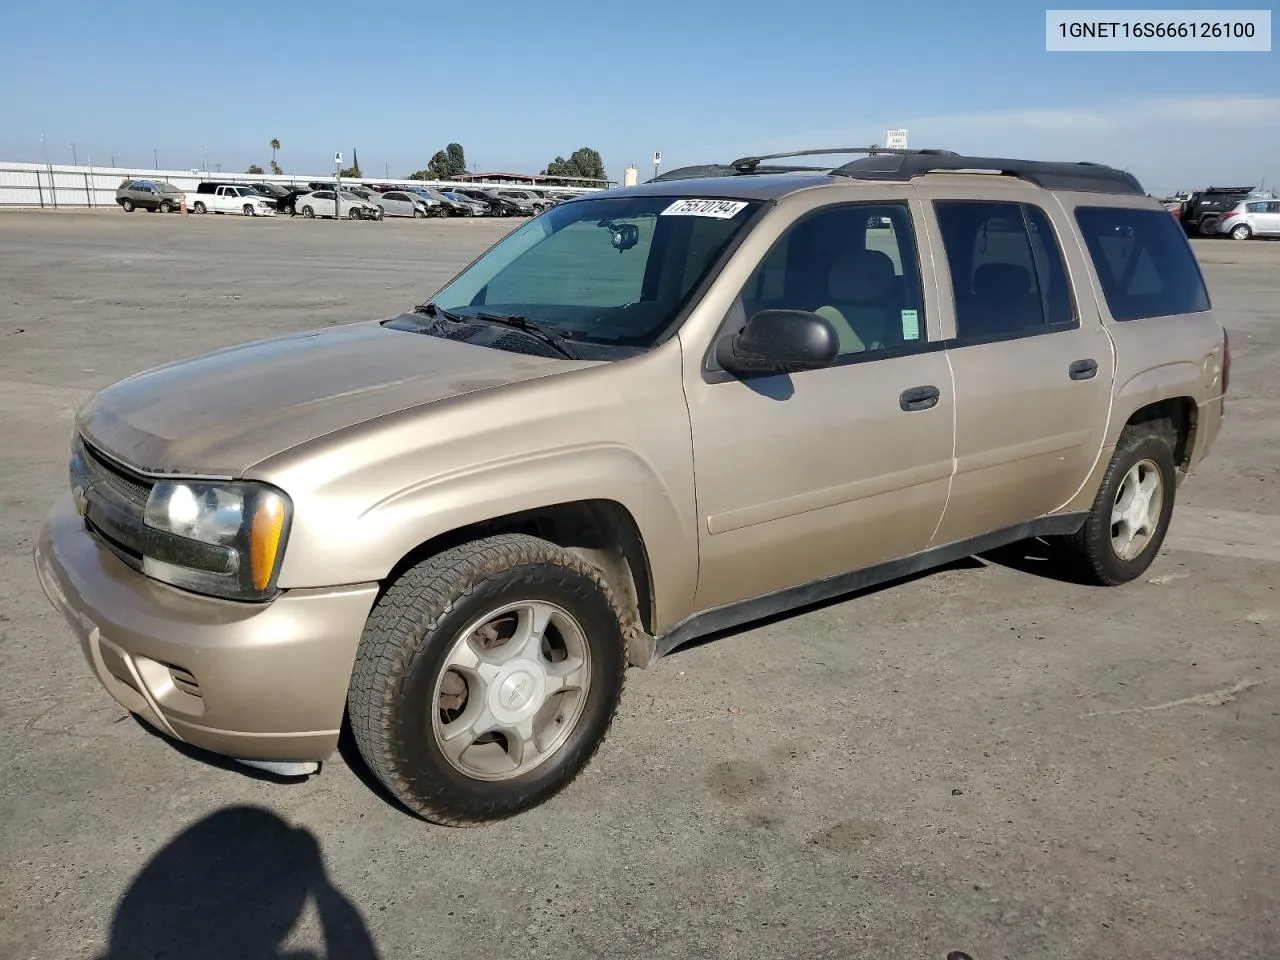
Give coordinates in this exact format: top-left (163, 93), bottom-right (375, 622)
top-left (901, 309), bottom-right (921, 340)
top-left (661, 198), bottom-right (749, 218)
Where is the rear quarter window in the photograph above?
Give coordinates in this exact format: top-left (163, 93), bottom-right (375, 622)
top-left (1073, 207), bottom-right (1210, 321)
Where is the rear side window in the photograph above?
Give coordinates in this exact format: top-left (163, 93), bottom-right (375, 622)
top-left (1074, 207), bottom-right (1210, 321)
top-left (934, 200), bottom-right (1076, 341)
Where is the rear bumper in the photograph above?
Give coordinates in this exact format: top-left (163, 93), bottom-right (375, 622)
top-left (34, 494), bottom-right (379, 764)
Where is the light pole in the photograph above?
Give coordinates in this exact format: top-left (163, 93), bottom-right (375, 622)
top-left (41, 133), bottom-right (57, 208)
top-left (203, 146), bottom-right (208, 176)
top-left (335, 152), bottom-right (342, 221)
top-left (70, 142), bottom-right (78, 166)
top-left (153, 148), bottom-right (158, 169)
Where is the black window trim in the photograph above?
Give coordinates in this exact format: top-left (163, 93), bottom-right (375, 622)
top-left (931, 198), bottom-right (1081, 352)
top-left (702, 197), bottom-right (935, 384)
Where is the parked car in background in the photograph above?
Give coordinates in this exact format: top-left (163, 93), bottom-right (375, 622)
top-left (376, 190), bottom-right (437, 218)
top-left (441, 191), bottom-right (486, 216)
top-left (190, 183), bottom-right (277, 216)
top-left (406, 186), bottom-right (465, 216)
top-left (496, 189), bottom-right (550, 212)
top-left (116, 179), bottom-right (186, 213)
top-left (1180, 186), bottom-right (1254, 236)
top-left (296, 190), bottom-right (383, 220)
top-left (1214, 199), bottom-right (1280, 240)
top-left (449, 187), bottom-right (506, 216)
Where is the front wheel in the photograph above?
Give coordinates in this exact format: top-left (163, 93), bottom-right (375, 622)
top-left (243, 204), bottom-right (255, 217)
top-left (1231, 223), bottom-right (1252, 241)
top-left (192, 201), bottom-right (207, 214)
top-left (159, 201), bottom-right (173, 213)
top-left (1057, 427), bottom-right (1177, 585)
top-left (347, 534), bottom-right (626, 825)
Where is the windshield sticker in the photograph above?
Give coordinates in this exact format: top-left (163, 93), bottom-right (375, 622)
top-left (661, 199), bottom-right (749, 219)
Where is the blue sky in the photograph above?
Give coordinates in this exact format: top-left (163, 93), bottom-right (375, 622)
top-left (0, 0), bottom-right (1275, 194)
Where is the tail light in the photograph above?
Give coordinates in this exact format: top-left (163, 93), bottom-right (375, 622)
top-left (1221, 211), bottom-right (1240, 222)
top-left (1222, 329), bottom-right (1231, 393)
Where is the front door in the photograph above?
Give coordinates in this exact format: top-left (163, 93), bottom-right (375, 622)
top-left (683, 196), bottom-right (957, 611)
top-left (919, 194), bottom-right (1115, 545)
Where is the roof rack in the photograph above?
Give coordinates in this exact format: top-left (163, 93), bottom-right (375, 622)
top-left (648, 146), bottom-right (1145, 196)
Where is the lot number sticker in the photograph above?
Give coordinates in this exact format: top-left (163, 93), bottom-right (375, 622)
top-left (661, 199), bottom-right (749, 219)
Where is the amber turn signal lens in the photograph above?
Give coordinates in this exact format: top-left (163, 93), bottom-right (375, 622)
top-left (250, 494), bottom-right (286, 591)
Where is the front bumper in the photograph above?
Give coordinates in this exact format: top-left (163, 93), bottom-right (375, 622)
top-left (34, 494), bottom-right (379, 765)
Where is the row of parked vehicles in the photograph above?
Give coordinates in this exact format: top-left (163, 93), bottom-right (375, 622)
top-left (115, 178), bottom-right (577, 220)
top-left (1163, 185), bottom-right (1280, 240)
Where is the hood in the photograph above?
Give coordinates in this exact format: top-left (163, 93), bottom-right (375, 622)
top-left (76, 319), bottom-right (586, 477)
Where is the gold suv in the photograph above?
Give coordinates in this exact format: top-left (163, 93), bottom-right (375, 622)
top-left (35, 147), bottom-right (1228, 824)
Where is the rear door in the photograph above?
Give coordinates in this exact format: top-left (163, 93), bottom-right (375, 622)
top-left (920, 192), bottom-right (1116, 544)
top-left (1262, 201), bottom-right (1280, 236)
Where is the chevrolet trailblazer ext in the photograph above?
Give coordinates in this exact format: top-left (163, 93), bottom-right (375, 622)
top-left (36, 148), bottom-right (1227, 825)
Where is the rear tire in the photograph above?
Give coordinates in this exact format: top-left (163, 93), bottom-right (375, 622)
top-left (301, 205), bottom-right (314, 218)
top-left (193, 201), bottom-right (207, 214)
top-left (121, 198), bottom-right (135, 212)
top-left (347, 534), bottom-right (627, 826)
top-left (1231, 223), bottom-right (1252, 241)
top-left (1057, 427), bottom-right (1177, 585)
top-left (1199, 217), bottom-right (1219, 236)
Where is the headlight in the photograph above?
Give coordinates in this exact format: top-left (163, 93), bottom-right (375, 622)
top-left (143, 480), bottom-right (291, 601)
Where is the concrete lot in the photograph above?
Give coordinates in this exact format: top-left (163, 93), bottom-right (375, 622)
top-left (0, 211), bottom-right (1276, 960)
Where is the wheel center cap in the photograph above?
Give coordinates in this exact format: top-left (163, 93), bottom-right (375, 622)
top-left (500, 671), bottom-right (535, 711)
top-left (489, 660), bottom-right (546, 722)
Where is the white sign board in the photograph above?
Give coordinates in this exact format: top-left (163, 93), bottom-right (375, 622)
top-left (653, 151), bottom-right (662, 164)
top-left (886, 129), bottom-right (908, 149)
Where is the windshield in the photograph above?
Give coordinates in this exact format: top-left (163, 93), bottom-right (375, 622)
top-left (428, 195), bottom-right (761, 347)
top-left (340, 191), bottom-right (364, 202)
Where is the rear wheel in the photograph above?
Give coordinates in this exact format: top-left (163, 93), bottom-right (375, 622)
top-left (347, 534), bottom-right (626, 825)
top-left (1231, 223), bottom-right (1252, 241)
top-left (1199, 217), bottom-right (1219, 236)
top-left (121, 198), bottom-right (135, 212)
top-left (1057, 427), bottom-right (1177, 585)
top-left (193, 201), bottom-right (207, 214)
top-left (301, 205), bottom-right (314, 218)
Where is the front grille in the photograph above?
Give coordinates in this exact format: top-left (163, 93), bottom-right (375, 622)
top-left (83, 441), bottom-right (154, 506)
top-left (167, 665), bottom-right (202, 699)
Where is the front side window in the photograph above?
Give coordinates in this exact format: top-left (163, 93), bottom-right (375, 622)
top-left (734, 201), bottom-right (928, 358)
top-left (428, 195), bottom-right (761, 347)
top-left (934, 200), bottom-right (1076, 341)
top-left (1074, 206), bottom-right (1210, 320)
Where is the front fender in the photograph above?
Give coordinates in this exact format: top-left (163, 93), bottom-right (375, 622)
top-left (250, 348), bottom-right (699, 632)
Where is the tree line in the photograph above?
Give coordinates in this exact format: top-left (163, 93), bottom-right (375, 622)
top-left (245, 140), bottom-right (608, 183)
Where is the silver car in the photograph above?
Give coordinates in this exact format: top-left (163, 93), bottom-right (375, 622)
top-left (1215, 198), bottom-right (1280, 240)
top-left (376, 190), bottom-right (435, 218)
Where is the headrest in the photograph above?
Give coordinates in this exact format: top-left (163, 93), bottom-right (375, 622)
top-left (828, 249), bottom-right (898, 304)
top-left (973, 263), bottom-right (1034, 299)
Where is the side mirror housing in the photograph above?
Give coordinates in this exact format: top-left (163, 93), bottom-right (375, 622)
top-left (715, 309), bottom-right (839, 375)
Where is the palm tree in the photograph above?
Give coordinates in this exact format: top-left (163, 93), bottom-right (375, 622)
top-left (270, 138), bottom-right (282, 176)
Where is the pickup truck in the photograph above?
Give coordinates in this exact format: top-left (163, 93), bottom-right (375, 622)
top-left (189, 183), bottom-right (278, 216)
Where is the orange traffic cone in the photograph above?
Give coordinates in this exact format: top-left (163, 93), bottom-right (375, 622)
top-left (180, 195), bottom-right (188, 216)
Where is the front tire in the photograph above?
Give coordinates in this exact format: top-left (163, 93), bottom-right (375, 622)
top-left (159, 201), bottom-right (173, 213)
top-left (1058, 427), bottom-right (1177, 585)
top-left (243, 204), bottom-right (255, 217)
top-left (348, 534), bottom-right (626, 826)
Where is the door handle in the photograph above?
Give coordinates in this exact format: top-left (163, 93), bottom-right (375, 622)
top-left (1069, 359), bottom-right (1099, 380)
top-left (899, 385), bottom-right (941, 412)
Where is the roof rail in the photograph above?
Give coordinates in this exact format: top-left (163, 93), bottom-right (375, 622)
top-left (650, 162), bottom-right (831, 183)
top-left (831, 152), bottom-right (1145, 195)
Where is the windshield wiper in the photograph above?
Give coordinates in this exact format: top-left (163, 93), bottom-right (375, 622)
top-left (414, 301), bottom-right (464, 323)
top-left (471, 312), bottom-right (580, 360)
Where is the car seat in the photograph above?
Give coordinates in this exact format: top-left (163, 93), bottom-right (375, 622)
top-left (814, 249), bottom-right (901, 354)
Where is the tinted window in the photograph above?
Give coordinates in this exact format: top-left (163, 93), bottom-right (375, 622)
top-left (738, 202), bottom-right (928, 358)
top-left (1246, 202), bottom-right (1265, 213)
top-left (1074, 207), bottom-right (1210, 320)
top-left (934, 201), bottom-right (1075, 340)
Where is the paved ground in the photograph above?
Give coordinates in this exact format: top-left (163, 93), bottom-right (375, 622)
top-left (0, 211), bottom-right (1276, 960)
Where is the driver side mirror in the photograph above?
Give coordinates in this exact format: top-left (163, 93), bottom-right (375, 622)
top-left (715, 309), bottom-right (839, 376)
